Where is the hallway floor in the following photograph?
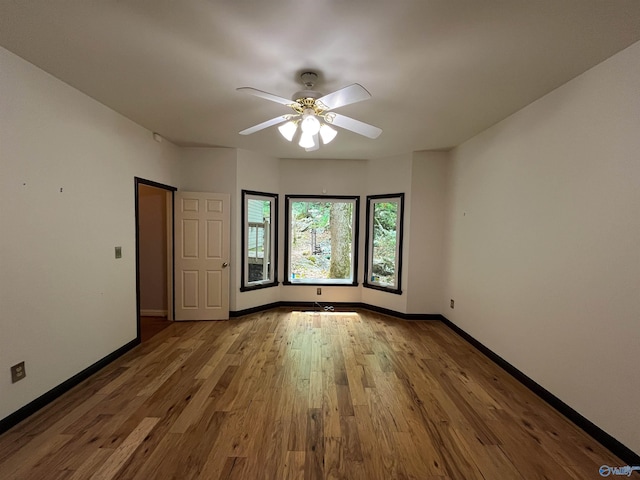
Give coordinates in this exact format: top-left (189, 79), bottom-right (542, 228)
top-left (140, 316), bottom-right (171, 342)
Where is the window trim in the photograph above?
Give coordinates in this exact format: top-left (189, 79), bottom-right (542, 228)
top-left (284, 194), bottom-right (360, 287)
top-left (363, 193), bottom-right (404, 295)
top-left (240, 190), bottom-right (279, 291)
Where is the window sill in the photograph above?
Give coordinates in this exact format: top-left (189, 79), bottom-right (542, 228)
top-left (240, 281), bottom-right (280, 292)
top-left (283, 280), bottom-right (359, 287)
top-left (363, 282), bottom-right (402, 295)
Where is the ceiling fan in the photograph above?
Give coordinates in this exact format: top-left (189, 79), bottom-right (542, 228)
top-left (237, 72), bottom-right (382, 152)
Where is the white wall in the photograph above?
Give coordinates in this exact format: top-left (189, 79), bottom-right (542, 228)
top-left (361, 152), bottom-right (448, 315)
top-left (176, 151), bottom-right (441, 314)
top-left (178, 148), bottom-right (283, 312)
top-left (362, 154), bottom-right (413, 313)
top-left (235, 150), bottom-right (281, 311)
top-left (442, 41), bottom-right (640, 454)
top-left (178, 147), bottom-right (239, 309)
top-left (279, 158), bottom-right (368, 304)
top-left (0, 46), bottom-right (180, 421)
top-left (406, 151), bottom-right (447, 314)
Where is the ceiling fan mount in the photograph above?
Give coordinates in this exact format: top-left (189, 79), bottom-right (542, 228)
top-left (237, 71), bottom-right (382, 152)
top-left (300, 71), bottom-right (318, 89)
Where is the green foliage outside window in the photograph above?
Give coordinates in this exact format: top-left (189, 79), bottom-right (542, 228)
top-left (289, 199), bottom-right (355, 282)
top-left (366, 193), bottom-right (403, 294)
top-left (371, 201), bottom-right (398, 285)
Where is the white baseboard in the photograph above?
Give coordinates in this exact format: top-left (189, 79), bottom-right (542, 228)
top-left (140, 309), bottom-right (168, 317)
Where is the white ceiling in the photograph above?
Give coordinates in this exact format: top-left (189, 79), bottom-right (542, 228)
top-left (2, 1), bottom-right (640, 159)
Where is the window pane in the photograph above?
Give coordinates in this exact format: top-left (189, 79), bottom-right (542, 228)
top-left (242, 191), bottom-right (278, 290)
top-left (365, 193), bottom-right (403, 294)
top-left (371, 201), bottom-right (398, 286)
top-left (288, 198), bottom-right (357, 284)
top-left (247, 199), bottom-right (271, 283)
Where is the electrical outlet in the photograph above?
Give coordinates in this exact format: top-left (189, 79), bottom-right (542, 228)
top-left (317, 288), bottom-right (322, 295)
top-left (11, 362), bottom-right (26, 383)
top-left (450, 299), bottom-right (455, 309)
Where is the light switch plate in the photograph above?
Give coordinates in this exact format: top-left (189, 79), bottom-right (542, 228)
top-left (115, 246), bottom-right (122, 259)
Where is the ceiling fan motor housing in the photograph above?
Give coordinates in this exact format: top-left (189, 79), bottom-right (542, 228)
top-left (292, 89), bottom-right (322, 101)
top-left (292, 71), bottom-right (321, 101)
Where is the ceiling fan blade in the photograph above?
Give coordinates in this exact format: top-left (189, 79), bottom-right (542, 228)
top-left (305, 134), bottom-right (320, 152)
top-left (327, 113), bottom-right (382, 139)
top-left (237, 87), bottom-right (296, 106)
top-left (316, 84), bottom-right (371, 111)
top-left (239, 115), bottom-right (292, 135)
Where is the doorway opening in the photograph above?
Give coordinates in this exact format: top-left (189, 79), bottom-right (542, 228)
top-left (135, 177), bottom-right (177, 342)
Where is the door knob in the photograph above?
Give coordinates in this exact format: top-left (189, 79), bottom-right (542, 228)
top-left (222, 262), bottom-right (229, 268)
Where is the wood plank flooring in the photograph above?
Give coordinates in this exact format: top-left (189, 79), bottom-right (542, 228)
top-left (0, 309), bottom-right (622, 479)
top-left (140, 316), bottom-right (171, 343)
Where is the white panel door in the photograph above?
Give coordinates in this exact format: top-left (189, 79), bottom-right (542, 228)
top-left (174, 192), bottom-right (230, 320)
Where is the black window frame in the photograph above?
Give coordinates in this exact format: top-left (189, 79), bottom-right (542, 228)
top-left (240, 190), bottom-right (279, 291)
top-left (363, 193), bottom-right (404, 295)
top-left (284, 194), bottom-right (360, 287)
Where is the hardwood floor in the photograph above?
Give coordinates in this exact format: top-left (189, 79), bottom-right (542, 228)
top-left (0, 309), bottom-right (622, 479)
top-left (140, 316), bottom-right (171, 343)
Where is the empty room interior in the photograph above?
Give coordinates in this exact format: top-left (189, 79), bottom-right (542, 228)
top-left (1, 1), bottom-right (639, 479)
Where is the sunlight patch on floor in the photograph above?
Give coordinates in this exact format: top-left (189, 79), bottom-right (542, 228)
top-left (292, 311), bottom-right (359, 317)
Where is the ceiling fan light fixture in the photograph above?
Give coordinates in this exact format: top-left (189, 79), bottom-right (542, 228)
top-left (300, 113), bottom-right (321, 135)
top-left (237, 73), bottom-right (381, 151)
top-left (299, 131), bottom-right (315, 149)
top-left (278, 120), bottom-right (297, 141)
top-left (319, 124), bottom-right (337, 144)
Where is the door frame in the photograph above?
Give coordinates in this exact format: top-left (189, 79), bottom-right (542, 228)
top-left (134, 177), bottom-right (177, 341)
